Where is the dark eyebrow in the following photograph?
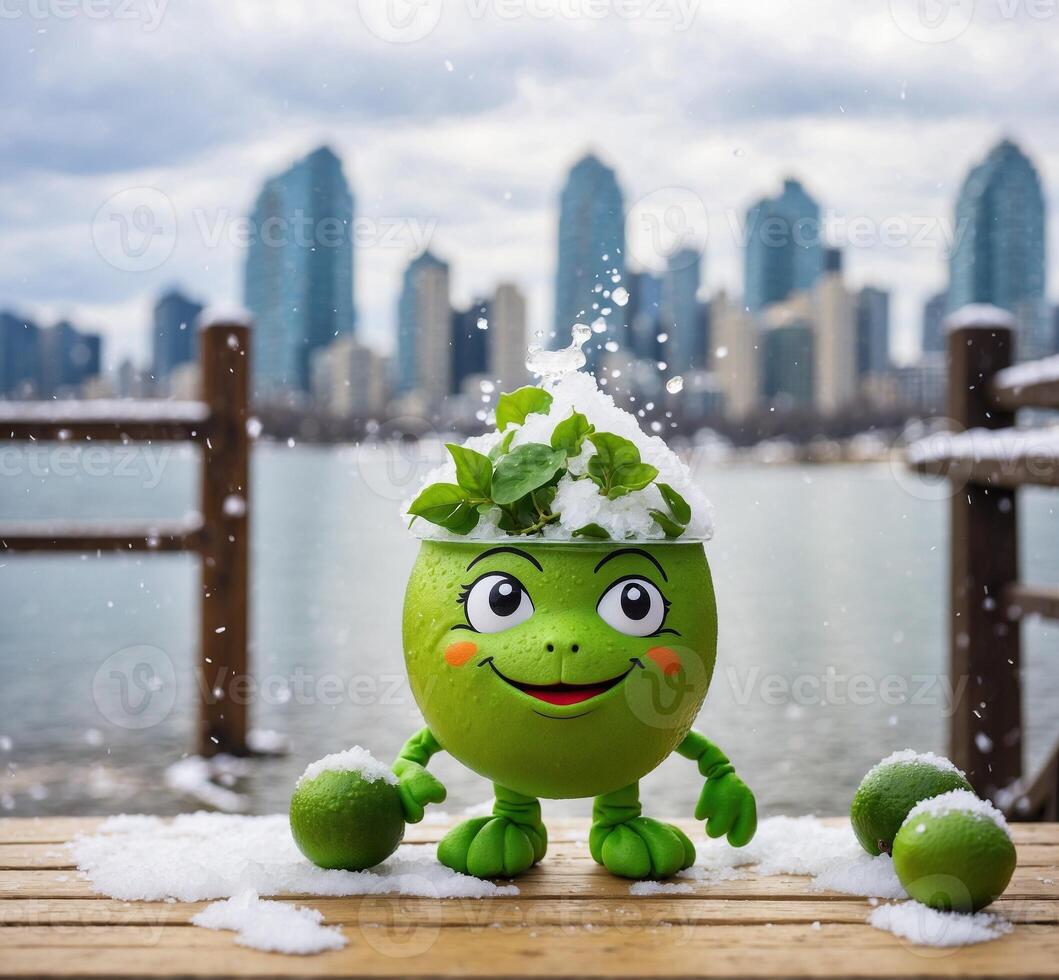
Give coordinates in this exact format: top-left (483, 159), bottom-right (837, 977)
top-left (593, 548), bottom-right (668, 582)
top-left (467, 546), bottom-right (543, 572)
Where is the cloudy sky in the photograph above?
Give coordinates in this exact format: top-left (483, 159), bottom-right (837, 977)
top-left (3, 0), bottom-right (1057, 369)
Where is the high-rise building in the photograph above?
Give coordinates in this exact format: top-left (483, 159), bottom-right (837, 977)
top-left (921, 290), bottom-right (948, 355)
top-left (553, 153), bottom-right (626, 368)
top-left (761, 296), bottom-right (814, 409)
top-left (949, 139), bottom-right (1047, 359)
top-left (152, 289), bottom-right (203, 381)
top-left (660, 249), bottom-right (702, 373)
top-left (245, 145), bottom-right (355, 395)
top-left (625, 270), bottom-right (662, 361)
top-left (310, 336), bottom-right (388, 418)
top-left (813, 251), bottom-right (856, 414)
top-left (0, 312), bottom-right (42, 397)
top-left (39, 321), bottom-right (102, 396)
top-left (396, 250), bottom-right (451, 407)
top-left (490, 283), bottom-right (527, 392)
top-left (855, 286), bottom-right (890, 377)
top-left (451, 299), bottom-right (489, 394)
top-left (744, 178), bottom-right (823, 312)
top-left (710, 292), bottom-right (760, 420)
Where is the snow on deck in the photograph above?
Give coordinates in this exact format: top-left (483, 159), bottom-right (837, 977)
top-left (0, 399), bottom-right (208, 424)
top-left (907, 425), bottom-right (1059, 464)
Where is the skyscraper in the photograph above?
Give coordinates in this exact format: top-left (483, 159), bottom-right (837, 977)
top-left (396, 251), bottom-right (451, 407)
top-left (152, 289), bottom-right (203, 381)
top-left (39, 321), bottom-right (102, 396)
top-left (0, 312), bottom-right (42, 396)
top-left (490, 283), bottom-right (528, 392)
top-left (948, 139), bottom-right (1046, 359)
top-left (625, 270), bottom-right (662, 362)
top-left (855, 287), bottom-right (891, 377)
top-left (451, 298), bottom-right (489, 394)
top-left (744, 178), bottom-right (823, 312)
top-left (813, 250), bottom-right (856, 414)
top-left (553, 153), bottom-right (626, 368)
top-left (245, 145), bottom-right (355, 395)
top-left (921, 290), bottom-right (948, 355)
top-left (710, 291), bottom-right (760, 420)
top-left (660, 249), bottom-right (702, 373)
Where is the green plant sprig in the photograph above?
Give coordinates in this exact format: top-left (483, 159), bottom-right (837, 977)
top-left (407, 386), bottom-right (692, 539)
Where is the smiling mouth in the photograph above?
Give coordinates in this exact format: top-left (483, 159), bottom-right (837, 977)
top-left (485, 660), bottom-right (633, 706)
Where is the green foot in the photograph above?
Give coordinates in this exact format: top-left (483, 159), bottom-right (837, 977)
top-left (437, 785), bottom-right (547, 879)
top-left (590, 783), bottom-right (696, 880)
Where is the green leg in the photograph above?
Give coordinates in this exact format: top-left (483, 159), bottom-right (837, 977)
top-left (437, 784), bottom-right (548, 879)
top-left (589, 782), bottom-right (696, 880)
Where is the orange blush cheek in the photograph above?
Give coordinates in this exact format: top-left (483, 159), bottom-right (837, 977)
top-left (444, 641), bottom-right (478, 667)
top-left (646, 646), bottom-right (682, 677)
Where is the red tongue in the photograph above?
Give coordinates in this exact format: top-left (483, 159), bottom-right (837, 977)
top-left (524, 685), bottom-right (606, 706)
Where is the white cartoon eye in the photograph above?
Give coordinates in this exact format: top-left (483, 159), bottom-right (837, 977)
top-left (463, 574), bottom-right (534, 633)
top-left (597, 577), bottom-right (667, 637)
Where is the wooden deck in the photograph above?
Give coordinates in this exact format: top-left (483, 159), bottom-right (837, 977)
top-left (0, 817), bottom-right (1057, 978)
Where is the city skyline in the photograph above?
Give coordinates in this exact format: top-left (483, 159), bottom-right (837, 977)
top-left (4, 5), bottom-right (1058, 374)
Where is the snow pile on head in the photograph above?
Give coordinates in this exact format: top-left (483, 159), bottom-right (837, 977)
top-left (867, 750), bottom-right (965, 778)
top-left (407, 370), bottom-right (713, 542)
top-left (868, 901), bottom-right (1013, 947)
top-left (903, 789), bottom-right (1010, 837)
top-left (682, 816), bottom-right (906, 899)
top-left (297, 746), bottom-right (397, 787)
top-left (192, 888), bottom-right (345, 955)
top-left (70, 812), bottom-right (517, 902)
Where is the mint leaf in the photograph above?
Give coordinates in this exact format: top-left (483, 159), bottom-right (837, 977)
top-left (572, 522), bottom-right (610, 540)
top-left (407, 483), bottom-right (481, 534)
top-left (488, 430), bottom-right (515, 461)
top-left (650, 509), bottom-right (685, 539)
top-left (587, 432), bottom-right (660, 500)
top-left (496, 387), bottom-right (553, 432)
top-left (550, 410), bottom-right (594, 456)
top-left (446, 443), bottom-right (492, 498)
top-left (656, 482), bottom-right (691, 525)
top-left (491, 443), bottom-right (567, 505)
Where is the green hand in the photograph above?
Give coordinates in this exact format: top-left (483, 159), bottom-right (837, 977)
top-left (392, 758), bottom-right (446, 824)
top-left (695, 771), bottom-right (756, 847)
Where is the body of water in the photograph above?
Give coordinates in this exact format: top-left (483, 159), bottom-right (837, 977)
top-left (1, 443), bottom-right (1056, 820)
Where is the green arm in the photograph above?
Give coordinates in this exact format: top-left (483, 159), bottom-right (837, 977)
top-left (392, 727), bottom-right (447, 823)
top-left (677, 730), bottom-right (757, 847)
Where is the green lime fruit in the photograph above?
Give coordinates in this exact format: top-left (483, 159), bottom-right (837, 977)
top-left (893, 790), bottom-right (1016, 912)
top-left (290, 758), bottom-right (405, 871)
top-left (403, 540), bottom-right (717, 800)
top-left (851, 751), bottom-right (973, 855)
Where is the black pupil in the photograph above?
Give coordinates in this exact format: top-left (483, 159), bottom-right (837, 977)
top-left (621, 583), bottom-right (651, 620)
top-left (489, 578), bottom-right (521, 617)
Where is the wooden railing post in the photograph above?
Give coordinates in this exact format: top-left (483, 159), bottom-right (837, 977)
top-left (947, 321), bottom-right (1020, 800)
top-left (198, 317), bottom-right (251, 757)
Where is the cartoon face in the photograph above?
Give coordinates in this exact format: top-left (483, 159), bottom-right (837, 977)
top-left (402, 541), bottom-right (717, 799)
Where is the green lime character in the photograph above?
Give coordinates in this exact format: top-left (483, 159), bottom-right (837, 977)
top-left (393, 539), bottom-right (756, 880)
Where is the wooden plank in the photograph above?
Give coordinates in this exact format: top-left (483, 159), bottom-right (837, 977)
top-left (197, 322), bottom-right (251, 757)
top-left (0, 924), bottom-right (1056, 978)
top-left (8, 839), bottom-right (1059, 872)
top-left (4, 865), bottom-right (1056, 903)
top-left (946, 324), bottom-right (1022, 802)
top-left (0, 400), bottom-right (208, 443)
top-left (3, 895), bottom-right (1056, 929)
top-left (0, 519), bottom-right (203, 553)
top-left (991, 358), bottom-right (1059, 412)
top-left (1004, 583), bottom-right (1059, 623)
